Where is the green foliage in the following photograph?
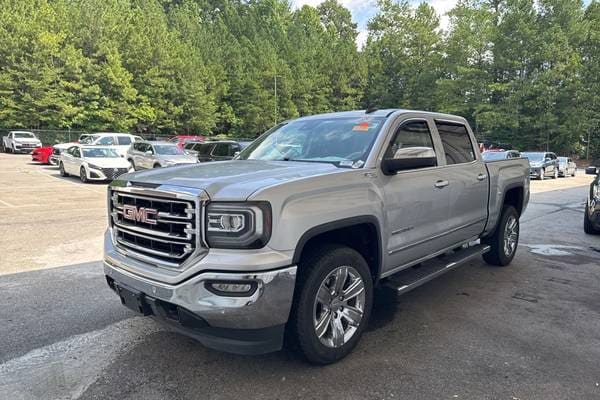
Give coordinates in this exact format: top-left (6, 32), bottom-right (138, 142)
top-left (0, 0), bottom-right (599, 157)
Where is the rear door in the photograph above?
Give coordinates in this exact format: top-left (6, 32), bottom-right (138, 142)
top-left (434, 120), bottom-right (488, 243)
top-left (211, 143), bottom-right (231, 161)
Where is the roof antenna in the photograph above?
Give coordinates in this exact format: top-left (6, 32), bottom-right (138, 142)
top-left (365, 106), bottom-right (378, 114)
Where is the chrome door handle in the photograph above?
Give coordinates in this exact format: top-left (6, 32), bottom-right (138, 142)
top-left (434, 180), bottom-right (449, 189)
top-left (477, 173), bottom-right (487, 181)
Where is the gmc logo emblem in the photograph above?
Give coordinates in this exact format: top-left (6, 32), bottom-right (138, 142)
top-left (122, 205), bottom-right (158, 225)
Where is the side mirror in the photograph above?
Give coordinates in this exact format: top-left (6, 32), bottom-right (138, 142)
top-left (233, 151), bottom-right (240, 158)
top-left (145, 150), bottom-right (153, 156)
top-left (381, 157), bottom-right (437, 175)
top-left (585, 166), bottom-right (598, 175)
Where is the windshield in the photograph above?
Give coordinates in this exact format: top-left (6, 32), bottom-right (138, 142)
top-left (522, 152), bottom-right (544, 162)
top-left (154, 145), bottom-right (184, 155)
top-left (14, 132), bottom-right (35, 139)
top-left (238, 116), bottom-right (385, 167)
top-left (80, 135), bottom-right (99, 144)
top-left (82, 148), bottom-right (120, 158)
top-left (482, 151), bottom-right (507, 161)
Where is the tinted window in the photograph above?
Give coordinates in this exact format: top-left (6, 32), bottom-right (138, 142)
top-left (212, 143), bottom-right (231, 157)
top-left (198, 144), bottom-right (214, 156)
top-left (72, 147), bottom-right (81, 157)
top-left (436, 122), bottom-right (475, 165)
top-left (385, 121), bottom-right (436, 162)
top-left (117, 136), bottom-right (132, 145)
top-left (97, 136), bottom-right (115, 145)
top-left (184, 143), bottom-right (195, 150)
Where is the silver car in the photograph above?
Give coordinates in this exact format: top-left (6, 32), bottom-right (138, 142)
top-left (558, 157), bottom-right (577, 177)
top-left (127, 141), bottom-right (198, 170)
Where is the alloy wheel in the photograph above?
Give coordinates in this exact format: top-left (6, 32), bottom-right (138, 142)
top-left (313, 265), bottom-right (366, 348)
top-left (503, 215), bottom-right (519, 257)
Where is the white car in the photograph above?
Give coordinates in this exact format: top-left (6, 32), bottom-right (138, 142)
top-left (59, 145), bottom-right (132, 183)
top-left (79, 133), bottom-right (143, 157)
top-left (2, 131), bottom-right (42, 153)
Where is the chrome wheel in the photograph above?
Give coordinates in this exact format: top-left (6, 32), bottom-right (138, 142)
top-left (313, 265), bottom-right (365, 348)
top-left (503, 215), bottom-right (519, 257)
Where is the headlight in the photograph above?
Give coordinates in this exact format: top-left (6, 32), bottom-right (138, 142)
top-left (205, 202), bottom-right (271, 249)
top-left (88, 163), bottom-right (102, 170)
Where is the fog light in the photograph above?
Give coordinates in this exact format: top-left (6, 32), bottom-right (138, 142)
top-left (205, 280), bottom-right (257, 296)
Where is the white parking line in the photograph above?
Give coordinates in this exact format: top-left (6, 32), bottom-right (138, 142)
top-left (0, 199), bottom-right (16, 208)
top-left (34, 170), bottom-right (106, 194)
top-left (0, 317), bottom-right (161, 400)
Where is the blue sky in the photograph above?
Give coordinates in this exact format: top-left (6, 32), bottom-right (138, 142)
top-left (292, 0), bottom-right (594, 47)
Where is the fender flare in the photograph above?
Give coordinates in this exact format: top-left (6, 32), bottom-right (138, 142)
top-left (292, 215), bottom-right (384, 281)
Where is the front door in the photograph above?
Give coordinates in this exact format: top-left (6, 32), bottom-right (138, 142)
top-left (381, 119), bottom-right (451, 270)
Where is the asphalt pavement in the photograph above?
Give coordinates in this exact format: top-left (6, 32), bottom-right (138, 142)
top-left (1, 168), bottom-right (599, 399)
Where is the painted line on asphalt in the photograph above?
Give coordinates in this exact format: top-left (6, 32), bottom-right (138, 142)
top-left (34, 170), bottom-right (107, 194)
top-left (0, 317), bottom-right (162, 400)
top-left (0, 199), bottom-right (16, 208)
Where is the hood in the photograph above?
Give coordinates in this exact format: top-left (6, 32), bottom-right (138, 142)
top-left (14, 137), bottom-right (41, 144)
top-left (54, 142), bottom-right (77, 150)
top-left (119, 160), bottom-right (345, 200)
top-left (85, 157), bottom-right (131, 169)
top-left (160, 155), bottom-right (198, 164)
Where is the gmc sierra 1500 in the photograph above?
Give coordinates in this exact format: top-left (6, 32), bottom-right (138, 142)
top-left (104, 109), bottom-right (529, 364)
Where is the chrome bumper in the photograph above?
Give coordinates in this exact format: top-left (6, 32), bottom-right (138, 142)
top-left (104, 260), bottom-right (297, 330)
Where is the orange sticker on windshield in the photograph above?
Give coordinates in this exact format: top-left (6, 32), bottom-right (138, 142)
top-left (353, 122), bottom-right (370, 132)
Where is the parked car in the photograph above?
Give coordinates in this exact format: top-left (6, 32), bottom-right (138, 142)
top-left (2, 131), bottom-right (42, 153)
top-left (59, 145), bottom-right (131, 183)
top-left (104, 109), bottom-right (530, 364)
top-left (127, 141), bottom-right (198, 170)
top-left (79, 133), bottom-right (143, 157)
top-left (522, 151), bottom-right (559, 180)
top-left (168, 135), bottom-right (205, 149)
top-left (482, 150), bottom-right (521, 161)
top-left (187, 140), bottom-right (252, 162)
top-left (584, 164), bottom-right (600, 234)
top-left (558, 157), bottom-right (577, 177)
top-left (31, 147), bottom-right (54, 164)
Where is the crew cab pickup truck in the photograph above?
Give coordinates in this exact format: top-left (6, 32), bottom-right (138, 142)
top-left (104, 109), bottom-right (530, 364)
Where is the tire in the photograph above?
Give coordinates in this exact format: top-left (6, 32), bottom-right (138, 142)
top-left (539, 169), bottom-right (545, 180)
top-left (153, 163), bottom-right (161, 168)
top-left (553, 168), bottom-right (558, 179)
top-left (584, 202), bottom-right (600, 234)
top-left (59, 162), bottom-right (69, 177)
top-left (482, 205), bottom-right (520, 267)
top-left (572, 169), bottom-right (576, 177)
top-left (288, 244), bottom-right (373, 364)
top-left (129, 159), bottom-right (136, 171)
top-left (80, 166), bottom-right (88, 183)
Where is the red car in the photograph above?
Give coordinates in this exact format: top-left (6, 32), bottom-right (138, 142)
top-left (31, 146), bottom-right (54, 164)
top-left (168, 135), bottom-right (205, 149)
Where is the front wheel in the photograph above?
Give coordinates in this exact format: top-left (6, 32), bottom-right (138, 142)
top-left (584, 202), bottom-right (600, 234)
top-left (540, 169), bottom-right (545, 180)
top-left (289, 245), bottom-right (373, 364)
top-left (482, 205), bottom-right (520, 266)
top-left (553, 168), bottom-right (558, 179)
top-left (80, 166), bottom-right (88, 183)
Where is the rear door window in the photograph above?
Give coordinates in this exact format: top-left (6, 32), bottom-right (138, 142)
top-left (198, 144), bottom-right (213, 156)
top-left (117, 136), bottom-right (132, 145)
top-left (97, 136), bottom-right (115, 145)
top-left (212, 143), bottom-right (230, 157)
top-left (435, 122), bottom-right (476, 165)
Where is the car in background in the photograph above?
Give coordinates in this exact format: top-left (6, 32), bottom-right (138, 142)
top-left (127, 141), bottom-right (198, 170)
top-left (31, 147), bottom-right (54, 164)
top-left (482, 150), bottom-right (521, 161)
top-left (558, 157), bottom-right (577, 177)
top-left (187, 140), bottom-right (252, 162)
top-left (59, 145), bottom-right (131, 183)
top-left (80, 133), bottom-right (143, 156)
top-left (522, 151), bottom-right (559, 180)
top-left (2, 131), bottom-right (42, 153)
top-left (584, 164), bottom-right (600, 234)
top-left (168, 135), bottom-right (205, 149)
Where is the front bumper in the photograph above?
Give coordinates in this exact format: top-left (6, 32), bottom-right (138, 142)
top-left (104, 260), bottom-right (297, 354)
top-left (529, 167), bottom-right (543, 178)
top-left (14, 143), bottom-right (41, 153)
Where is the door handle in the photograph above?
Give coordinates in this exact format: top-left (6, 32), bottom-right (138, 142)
top-left (434, 180), bottom-right (449, 189)
top-left (477, 173), bottom-right (487, 181)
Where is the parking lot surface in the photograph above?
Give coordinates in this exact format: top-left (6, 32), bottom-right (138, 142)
top-left (1, 153), bottom-right (599, 399)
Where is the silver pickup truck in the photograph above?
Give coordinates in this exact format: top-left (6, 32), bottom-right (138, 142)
top-left (104, 109), bottom-right (529, 364)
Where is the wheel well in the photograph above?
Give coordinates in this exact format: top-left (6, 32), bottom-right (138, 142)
top-left (504, 187), bottom-right (524, 216)
top-left (295, 222), bottom-right (381, 282)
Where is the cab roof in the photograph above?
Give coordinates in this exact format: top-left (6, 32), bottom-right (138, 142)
top-left (294, 109), bottom-right (468, 123)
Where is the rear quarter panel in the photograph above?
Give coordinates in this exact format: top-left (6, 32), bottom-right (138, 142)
top-left (484, 158), bottom-right (530, 236)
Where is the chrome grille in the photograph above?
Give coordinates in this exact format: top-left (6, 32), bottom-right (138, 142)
top-left (102, 168), bottom-right (128, 180)
top-left (110, 190), bottom-right (198, 267)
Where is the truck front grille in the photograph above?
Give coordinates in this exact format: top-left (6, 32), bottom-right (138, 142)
top-left (110, 190), bottom-right (200, 267)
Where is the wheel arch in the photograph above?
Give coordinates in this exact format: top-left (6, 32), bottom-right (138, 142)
top-left (292, 216), bottom-right (383, 283)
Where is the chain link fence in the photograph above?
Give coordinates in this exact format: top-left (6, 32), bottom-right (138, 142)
top-left (0, 128), bottom-right (90, 147)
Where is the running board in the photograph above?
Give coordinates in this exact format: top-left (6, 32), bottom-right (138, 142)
top-left (383, 244), bottom-right (491, 296)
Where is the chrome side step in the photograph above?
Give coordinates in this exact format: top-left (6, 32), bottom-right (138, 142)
top-left (383, 244), bottom-right (490, 296)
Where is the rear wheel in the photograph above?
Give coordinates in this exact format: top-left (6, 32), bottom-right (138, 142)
top-left (289, 244), bottom-right (373, 364)
top-left (482, 205), bottom-right (520, 266)
top-left (59, 162), bottom-right (68, 177)
top-left (584, 202), bottom-right (600, 234)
